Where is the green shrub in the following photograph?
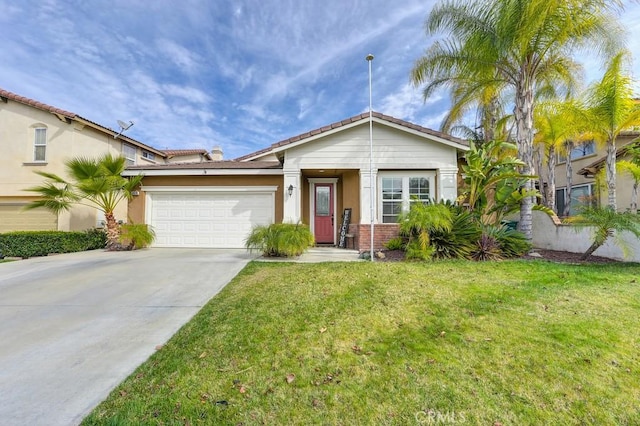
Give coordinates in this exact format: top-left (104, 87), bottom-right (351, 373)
top-left (395, 201), bottom-right (528, 261)
top-left (245, 223), bottom-right (314, 257)
top-left (429, 208), bottom-right (480, 259)
top-left (118, 223), bottom-right (156, 250)
top-left (489, 225), bottom-right (532, 258)
top-left (384, 237), bottom-right (406, 251)
top-left (405, 240), bottom-right (434, 260)
top-left (0, 229), bottom-right (106, 259)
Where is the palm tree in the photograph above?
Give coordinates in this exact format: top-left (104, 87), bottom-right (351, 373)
top-left (534, 102), bottom-right (567, 213)
top-left (459, 140), bottom-right (540, 226)
top-left (411, 0), bottom-right (624, 240)
top-left (584, 52), bottom-right (640, 210)
top-left (616, 142), bottom-right (640, 213)
top-left (566, 206), bottom-right (640, 260)
top-left (25, 154), bottom-right (143, 249)
top-left (617, 160), bottom-right (640, 213)
top-left (534, 100), bottom-right (592, 215)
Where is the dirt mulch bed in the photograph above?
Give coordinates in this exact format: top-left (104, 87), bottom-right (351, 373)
top-left (373, 249), bottom-right (621, 264)
top-left (522, 249), bottom-right (621, 264)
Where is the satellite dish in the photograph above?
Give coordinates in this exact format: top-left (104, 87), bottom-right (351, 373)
top-left (114, 120), bottom-right (134, 139)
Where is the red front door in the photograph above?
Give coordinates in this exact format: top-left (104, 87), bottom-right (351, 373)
top-left (314, 183), bottom-right (334, 244)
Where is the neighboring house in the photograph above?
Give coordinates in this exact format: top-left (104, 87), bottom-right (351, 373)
top-left (551, 132), bottom-right (639, 215)
top-left (124, 112), bottom-right (468, 251)
top-left (0, 88), bottom-right (214, 233)
top-left (575, 131), bottom-right (640, 212)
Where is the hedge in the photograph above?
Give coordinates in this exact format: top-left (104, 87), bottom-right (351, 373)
top-left (0, 229), bottom-right (107, 259)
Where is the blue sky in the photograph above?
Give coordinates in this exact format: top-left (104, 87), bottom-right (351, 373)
top-left (1, 1), bottom-right (639, 159)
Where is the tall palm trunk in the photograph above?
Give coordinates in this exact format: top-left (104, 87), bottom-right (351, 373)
top-left (104, 212), bottom-right (120, 250)
top-left (484, 95), bottom-right (500, 143)
top-left (546, 145), bottom-right (557, 212)
top-left (514, 77), bottom-right (535, 241)
top-left (580, 240), bottom-right (603, 260)
top-left (535, 146), bottom-right (546, 206)
top-left (606, 139), bottom-right (617, 209)
top-left (563, 141), bottom-right (574, 217)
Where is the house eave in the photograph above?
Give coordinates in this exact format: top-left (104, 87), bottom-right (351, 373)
top-left (243, 117), bottom-right (470, 161)
top-left (122, 168), bottom-right (284, 177)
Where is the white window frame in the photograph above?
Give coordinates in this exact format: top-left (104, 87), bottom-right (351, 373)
top-left (142, 150), bottom-right (155, 161)
top-left (378, 172), bottom-right (435, 223)
top-left (122, 143), bottom-right (137, 165)
top-left (555, 183), bottom-right (596, 216)
top-left (557, 140), bottom-right (596, 163)
top-left (33, 127), bottom-right (47, 162)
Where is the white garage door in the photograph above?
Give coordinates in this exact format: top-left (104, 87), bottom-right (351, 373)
top-left (148, 190), bottom-right (275, 248)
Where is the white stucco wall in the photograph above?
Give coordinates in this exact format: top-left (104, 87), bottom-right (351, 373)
top-left (532, 210), bottom-right (640, 262)
top-left (281, 121), bottom-right (462, 224)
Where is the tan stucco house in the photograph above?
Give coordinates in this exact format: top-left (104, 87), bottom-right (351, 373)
top-left (574, 131), bottom-right (640, 212)
top-left (124, 112), bottom-right (468, 251)
top-left (551, 131), bottom-right (639, 215)
top-left (0, 88), bottom-right (215, 233)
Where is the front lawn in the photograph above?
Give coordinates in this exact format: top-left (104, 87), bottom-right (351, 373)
top-left (84, 260), bottom-right (640, 425)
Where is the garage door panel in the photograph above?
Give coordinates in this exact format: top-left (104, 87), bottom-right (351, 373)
top-left (149, 192), bottom-right (274, 248)
top-left (0, 205), bottom-right (58, 233)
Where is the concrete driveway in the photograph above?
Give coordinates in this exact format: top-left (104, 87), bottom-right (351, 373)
top-left (0, 248), bottom-right (255, 426)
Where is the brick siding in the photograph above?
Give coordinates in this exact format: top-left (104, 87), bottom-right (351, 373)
top-left (351, 223), bottom-right (400, 252)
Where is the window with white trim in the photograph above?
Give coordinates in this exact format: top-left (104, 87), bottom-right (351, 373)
top-left (142, 150), bottom-right (155, 161)
top-left (34, 127), bottom-right (47, 162)
top-left (558, 140), bottom-right (596, 163)
top-left (122, 144), bottom-right (137, 166)
top-left (555, 183), bottom-right (596, 216)
top-left (379, 172), bottom-right (434, 223)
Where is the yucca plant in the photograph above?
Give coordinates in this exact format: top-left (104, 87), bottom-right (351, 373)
top-left (429, 208), bottom-right (480, 259)
top-left (471, 233), bottom-right (502, 261)
top-left (483, 225), bottom-right (532, 259)
top-left (245, 223), bottom-right (314, 257)
top-left (566, 206), bottom-right (640, 260)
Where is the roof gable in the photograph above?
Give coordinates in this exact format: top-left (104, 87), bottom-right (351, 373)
top-left (0, 87), bottom-right (165, 156)
top-left (235, 111), bottom-right (469, 161)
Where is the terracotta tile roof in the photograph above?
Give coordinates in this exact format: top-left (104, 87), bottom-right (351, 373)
top-left (578, 132), bottom-right (640, 176)
top-left (1, 87), bottom-right (166, 156)
top-left (0, 88), bottom-right (76, 118)
top-left (126, 160), bottom-right (282, 170)
top-left (161, 149), bottom-right (210, 156)
top-left (235, 111), bottom-right (469, 161)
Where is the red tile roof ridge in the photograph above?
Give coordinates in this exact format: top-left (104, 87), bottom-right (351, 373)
top-left (161, 149), bottom-right (209, 155)
top-left (0, 88), bottom-right (76, 118)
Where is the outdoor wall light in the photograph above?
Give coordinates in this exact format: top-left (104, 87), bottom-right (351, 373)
top-left (287, 184), bottom-right (294, 197)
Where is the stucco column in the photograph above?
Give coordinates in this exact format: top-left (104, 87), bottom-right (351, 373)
top-left (437, 168), bottom-right (458, 202)
top-left (359, 169), bottom-right (378, 224)
top-left (283, 172), bottom-right (301, 223)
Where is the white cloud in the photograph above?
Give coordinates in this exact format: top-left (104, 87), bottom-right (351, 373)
top-left (163, 84), bottom-right (212, 104)
top-left (156, 39), bottom-right (202, 73)
top-left (1, 0), bottom-right (639, 158)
